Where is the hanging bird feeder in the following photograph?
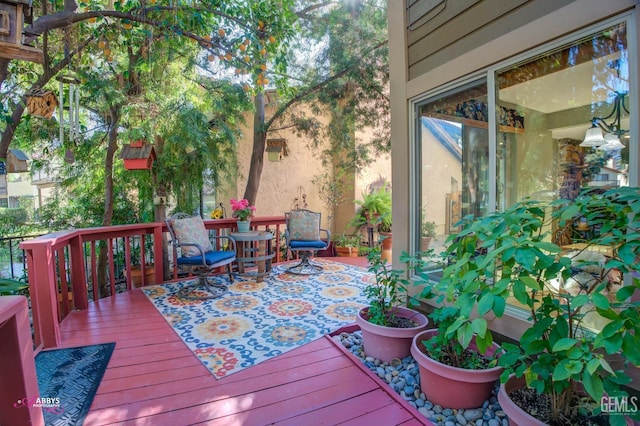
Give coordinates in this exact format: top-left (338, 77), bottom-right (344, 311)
top-left (120, 140), bottom-right (156, 170)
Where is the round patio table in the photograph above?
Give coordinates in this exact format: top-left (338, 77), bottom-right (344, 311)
top-left (229, 231), bottom-right (275, 282)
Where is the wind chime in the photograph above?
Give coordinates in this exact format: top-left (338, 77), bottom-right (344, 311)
top-left (56, 74), bottom-right (81, 146)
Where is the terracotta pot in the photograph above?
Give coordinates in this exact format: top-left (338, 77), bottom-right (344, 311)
top-left (380, 231), bottom-right (392, 262)
top-left (356, 306), bottom-right (429, 364)
top-left (497, 375), bottom-right (547, 426)
top-left (411, 329), bottom-right (503, 409)
top-left (131, 265), bottom-right (156, 288)
top-left (335, 246), bottom-right (359, 257)
top-left (421, 236), bottom-right (432, 251)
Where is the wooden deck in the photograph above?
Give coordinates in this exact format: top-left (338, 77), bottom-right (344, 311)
top-left (55, 258), bottom-right (429, 426)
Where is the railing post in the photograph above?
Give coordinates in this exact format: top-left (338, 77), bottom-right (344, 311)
top-left (24, 241), bottom-right (61, 348)
top-left (154, 222), bottom-right (164, 284)
top-left (69, 235), bottom-right (88, 310)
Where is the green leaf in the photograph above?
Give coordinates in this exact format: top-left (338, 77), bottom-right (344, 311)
top-left (471, 317), bottom-right (487, 338)
top-left (551, 337), bottom-right (578, 352)
top-left (616, 285), bottom-right (636, 301)
top-left (553, 359), bottom-right (582, 381)
top-left (582, 368), bottom-right (604, 400)
top-left (457, 322), bottom-right (473, 349)
top-left (622, 333), bottom-right (640, 365)
top-left (591, 293), bottom-right (610, 310)
top-left (477, 292), bottom-right (493, 316)
top-left (493, 296), bottom-right (505, 317)
top-left (519, 276), bottom-right (542, 290)
top-left (586, 358), bottom-right (601, 375)
top-left (599, 358), bottom-right (616, 375)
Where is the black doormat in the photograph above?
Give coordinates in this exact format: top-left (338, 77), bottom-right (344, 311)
top-left (35, 342), bottom-right (115, 426)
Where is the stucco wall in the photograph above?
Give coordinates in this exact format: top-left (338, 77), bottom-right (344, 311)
top-left (222, 101), bottom-right (391, 234)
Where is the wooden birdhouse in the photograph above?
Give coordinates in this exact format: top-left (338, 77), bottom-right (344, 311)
top-left (26, 89), bottom-right (58, 119)
top-left (266, 138), bottom-right (288, 162)
top-left (0, 0), bottom-right (43, 63)
top-left (3, 149), bottom-right (29, 173)
top-left (120, 140), bottom-right (156, 170)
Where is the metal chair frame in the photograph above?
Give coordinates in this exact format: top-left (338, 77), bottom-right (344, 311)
top-left (285, 209), bottom-right (331, 275)
top-left (165, 213), bottom-right (236, 300)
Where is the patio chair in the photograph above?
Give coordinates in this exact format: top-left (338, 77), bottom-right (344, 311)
top-left (165, 213), bottom-right (236, 300)
top-left (285, 209), bottom-right (330, 275)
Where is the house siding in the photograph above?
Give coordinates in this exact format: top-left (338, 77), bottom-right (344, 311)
top-left (407, 0), bottom-right (575, 81)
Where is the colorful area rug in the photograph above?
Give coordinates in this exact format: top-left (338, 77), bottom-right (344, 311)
top-left (35, 342), bottom-right (115, 426)
top-left (143, 259), bottom-right (371, 379)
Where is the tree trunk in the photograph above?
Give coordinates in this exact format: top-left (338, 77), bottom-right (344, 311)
top-left (243, 92), bottom-right (267, 205)
top-left (153, 134), bottom-right (171, 281)
top-left (96, 106), bottom-right (121, 297)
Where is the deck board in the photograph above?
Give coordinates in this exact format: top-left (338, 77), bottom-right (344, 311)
top-left (55, 258), bottom-right (429, 426)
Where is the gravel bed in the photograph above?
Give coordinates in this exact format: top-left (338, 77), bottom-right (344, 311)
top-left (336, 330), bottom-right (509, 426)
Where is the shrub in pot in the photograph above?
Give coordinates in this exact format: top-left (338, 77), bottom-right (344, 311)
top-left (409, 228), bottom-right (504, 409)
top-left (356, 247), bottom-right (429, 363)
top-left (430, 188), bottom-right (640, 425)
top-left (332, 232), bottom-right (361, 257)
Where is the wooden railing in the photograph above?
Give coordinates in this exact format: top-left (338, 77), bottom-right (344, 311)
top-left (19, 216), bottom-right (286, 350)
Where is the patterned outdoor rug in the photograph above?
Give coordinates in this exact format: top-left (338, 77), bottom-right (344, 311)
top-left (143, 259), bottom-right (371, 379)
top-left (34, 342), bottom-right (115, 426)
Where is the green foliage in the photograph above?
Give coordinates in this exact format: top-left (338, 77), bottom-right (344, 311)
top-left (363, 247), bottom-right (435, 327)
top-left (364, 248), bottom-right (407, 326)
top-left (0, 208), bottom-right (28, 227)
top-left (0, 277), bottom-right (28, 296)
top-left (422, 220), bottom-right (437, 237)
top-left (428, 187), bottom-right (640, 424)
top-left (332, 232), bottom-right (361, 248)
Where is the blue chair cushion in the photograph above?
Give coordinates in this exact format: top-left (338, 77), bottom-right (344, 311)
top-left (290, 240), bottom-right (327, 249)
top-left (177, 250), bottom-right (235, 266)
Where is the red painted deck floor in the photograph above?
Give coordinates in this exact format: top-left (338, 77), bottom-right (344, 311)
top-left (56, 258), bottom-right (430, 426)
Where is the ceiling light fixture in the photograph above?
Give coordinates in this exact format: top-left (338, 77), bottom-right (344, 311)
top-left (580, 91), bottom-right (629, 150)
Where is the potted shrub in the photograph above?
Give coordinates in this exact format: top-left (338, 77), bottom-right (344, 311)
top-left (420, 187), bottom-right (639, 425)
top-left (355, 247), bottom-right (429, 363)
top-left (495, 187), bottom-right (640, 426)
top-left (332, 232), bottom-right (361, 257)
top-left (355, 186), bottom-right (392, 226)
top-left (409, 230), bottom-right (504, 409)
top-left (421, 218), bottom-right (436, 251)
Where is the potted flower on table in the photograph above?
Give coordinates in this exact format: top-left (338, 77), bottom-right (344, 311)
top-left (230, 198), bottom-right (256, 232)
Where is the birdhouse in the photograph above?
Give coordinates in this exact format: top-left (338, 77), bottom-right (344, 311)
top-left (2, 149), bottom-right (29, 173)
top-left (266, 138), bottom-right (288, 162)
top-left (0, 0), bottom-right (43, 63)
top-left (26, 89), bottom-right (58, 119)
top-left (120, 141), bottom-right (156, 170)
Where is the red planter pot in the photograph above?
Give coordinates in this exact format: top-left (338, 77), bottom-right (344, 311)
top-left (497, 375), bottom-right (546, 426)
top-left (356, 306), bottom-right (429, 364)
top-left (411, 329), bottom-right (503, 409)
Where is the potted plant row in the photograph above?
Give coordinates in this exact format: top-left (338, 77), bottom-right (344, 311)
top-left (411, 187), bottom-right (640, 425)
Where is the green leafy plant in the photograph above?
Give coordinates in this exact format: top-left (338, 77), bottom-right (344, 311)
top-left (422, 220), bottom-right (436, 238)
top-left (364, 247), bottom-right (434, 327)
top-left (332, 232), bottom-right (361, 249)
top-left (425, 187), bottom-right (640, 425)
top-left (355, 186), bottom-right (392, 218)
top-left (0, 277), bottom-right (29, 295)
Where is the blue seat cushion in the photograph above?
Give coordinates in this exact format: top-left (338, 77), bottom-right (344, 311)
top-left (290, 240), bottom-right (327, 249)
top-left (177, 250), bottom-right (235, 266)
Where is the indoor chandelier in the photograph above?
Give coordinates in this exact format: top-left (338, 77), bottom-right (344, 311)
top-left (580, 91), bottom-right (628, 150)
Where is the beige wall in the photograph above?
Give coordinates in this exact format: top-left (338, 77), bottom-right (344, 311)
top-left (223, 101), bottom-right (391, 234)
